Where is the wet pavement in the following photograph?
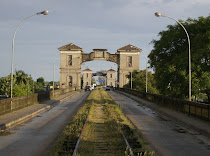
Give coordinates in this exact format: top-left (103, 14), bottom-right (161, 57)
top-left (108, 91), bottom-right (210, 156)
top-left (0, 91), bottom-right (89, 156)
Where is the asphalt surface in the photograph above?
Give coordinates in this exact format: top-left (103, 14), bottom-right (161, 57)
top-left (108, 91), bottom-right (210, 156)
top-left (0, 91), bottom-right (89, 156)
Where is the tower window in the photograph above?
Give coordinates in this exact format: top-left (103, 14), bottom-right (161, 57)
top-left (68, 55), bottom-right (72, 66)
top-left (127, 56), bottom-right (132, 67)
top-left (110, 74), bottom-right (112, 78)
top-left (69, 76), bottom-right (72, 86)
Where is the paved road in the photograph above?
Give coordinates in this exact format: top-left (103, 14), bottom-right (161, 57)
top-left (108, 91), bottom-right (210, 156)
top-left (0, 91), bottom-right (89, 156)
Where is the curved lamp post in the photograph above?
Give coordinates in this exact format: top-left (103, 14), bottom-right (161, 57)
top-left (155, 12), bottom-right (191, 101)
top-left (11, 10), bottom-right (49, 105)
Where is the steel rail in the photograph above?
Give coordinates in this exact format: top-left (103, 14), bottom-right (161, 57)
top-left (72, 99), bottom-right (93, 156)
top-left (73, 89), bottom-right (134, 156)
top-left (103, 93), bottom-right (134, 156)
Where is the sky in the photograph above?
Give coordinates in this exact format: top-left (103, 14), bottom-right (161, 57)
top-left (0, 0), bottom-right (209, 81)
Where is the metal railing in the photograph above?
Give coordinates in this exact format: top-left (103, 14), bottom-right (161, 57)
top-left (119, 88), bottom-right (210, 121)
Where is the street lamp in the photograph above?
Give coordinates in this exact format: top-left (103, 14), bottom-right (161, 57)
top-left (10, 10), bottom-right (49, 105)
top-left (155, 12), bottom-right (191, 101)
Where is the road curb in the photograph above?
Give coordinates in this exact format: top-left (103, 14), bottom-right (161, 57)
top-left (0, 91), bottom-right (81, 131)
top-left (0, 105), bottom-right (50, 131)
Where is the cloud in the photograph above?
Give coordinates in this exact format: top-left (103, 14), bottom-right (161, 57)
top-left (0, 0), bottom-right (209, 81)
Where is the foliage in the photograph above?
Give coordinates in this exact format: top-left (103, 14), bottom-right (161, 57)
top-left (91, 77), bottom-right (96, 85)
top-left (0, 70), bottom-right (46, 97)
top-left (124, 70), bottom-right (159, 94)
top-left (149, 16), bottom-right (210, 101)
top-left (13, 82), bottom-right (30, 97)
top-left (34, 77), bottom-right (45, 92)
top-left (36, 77), bottom-right (45, 86)
top-left (0, 75), bottom-right (10, 96)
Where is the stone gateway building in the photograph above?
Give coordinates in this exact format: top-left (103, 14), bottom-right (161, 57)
top-left (58, 43), bottom-right (142, 89)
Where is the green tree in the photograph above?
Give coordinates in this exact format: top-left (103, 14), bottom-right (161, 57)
top-left (149, 16), bottom-right (210, 101)
top-left (14, 70), bottom-right (28, 85)
top-left (37, 77), bottom-right (45, 86)
top-left (13, 82), bottom-right (29, 97)
top-left (0, 70), bottom-right (34, 97)
top-left (0, 75), bottom-right (10, 96)
top-left (35, 77), bottom-right (45, 92)
top-left (124, 70), bottom-right (159, 94)
top-left (91, 77), bottom-right (96, 85)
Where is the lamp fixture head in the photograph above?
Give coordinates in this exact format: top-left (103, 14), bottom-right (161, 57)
top-left (37, 10), bottom-right (49, 15)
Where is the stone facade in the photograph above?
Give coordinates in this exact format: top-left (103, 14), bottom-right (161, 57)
top-left (116, 44), bottom-right (141, 87)
top-left (106, 69), bottom-right (116, 87)
top-left (58, 43), bottom-right (141, 89)
top-left (83, 68), bottom-right (92, 88)
top-left (58, 43), bottom-right (82, 89)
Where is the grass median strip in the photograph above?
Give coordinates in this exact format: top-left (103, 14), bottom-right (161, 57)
top-left (49, 87), bottom-right (154, 156)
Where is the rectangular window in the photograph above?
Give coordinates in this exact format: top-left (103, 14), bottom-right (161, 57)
top-left (110, 74), bottom-right (112, 78)
top-left (69, 76), bottom-right (72, 86)
top-left (68, 55), bottom-right (72, 66)
top-left (127, 56), bottom-right (132, 67)
top-left (86, 73), bottom-right (88, 78)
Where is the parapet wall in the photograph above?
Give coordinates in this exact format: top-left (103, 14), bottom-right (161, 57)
top-left (0, 87), bottom-right (75, 115)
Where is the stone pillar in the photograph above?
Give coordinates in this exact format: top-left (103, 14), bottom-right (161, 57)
top-left (116, 44), bottom-right (142, 88)
top-left (83, 68), bottom-right (92, 89)
top-left (106, 69), bottom-right (116, 87)
top-left (58, 43), bottom-right (83, 89)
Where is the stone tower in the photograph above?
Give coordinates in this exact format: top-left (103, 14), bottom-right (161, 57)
top-left (106, 69), bottom-right (116, 87)
top-left (116, 44), bottom-right (142, 88)
top-left (58, 43), bottom-right (82, 89)
top-left (83, 68), bottom-right (92, 88)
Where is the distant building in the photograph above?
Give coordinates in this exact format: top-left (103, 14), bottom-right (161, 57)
top-left (83, 68), bottom-right (92, 88)
top-left (106, 69), bottom-right (116, 87)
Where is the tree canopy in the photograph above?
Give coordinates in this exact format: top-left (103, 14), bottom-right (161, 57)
top-left (148, 16), bottom-right (210, 101)
top-left (0, 70), bottom-right (46, 97)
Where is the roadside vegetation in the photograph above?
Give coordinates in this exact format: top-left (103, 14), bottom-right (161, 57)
top-left (124, 16), bottom-right (209, 103)
top-left (49, 87), bottom-right (154, 156)
top-left (148, 16), bottom-right (210, 102)
top-left (49, 91), bottom-right (93, 155)
top-left (0, 70), bottom-right (60, 98)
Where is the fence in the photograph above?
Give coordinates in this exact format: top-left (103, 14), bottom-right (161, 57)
top-left (0, 87), bottom-right (75, 115)
top-left (0, 94), bottom-right (38, 115)
top-left (119, 88), bottom-right (210, 121)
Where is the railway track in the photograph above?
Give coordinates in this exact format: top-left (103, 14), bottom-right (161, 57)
top-left (50, 87), bottom-right (153, 156)
top-left (73, 88), bottom-right (136, 156)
